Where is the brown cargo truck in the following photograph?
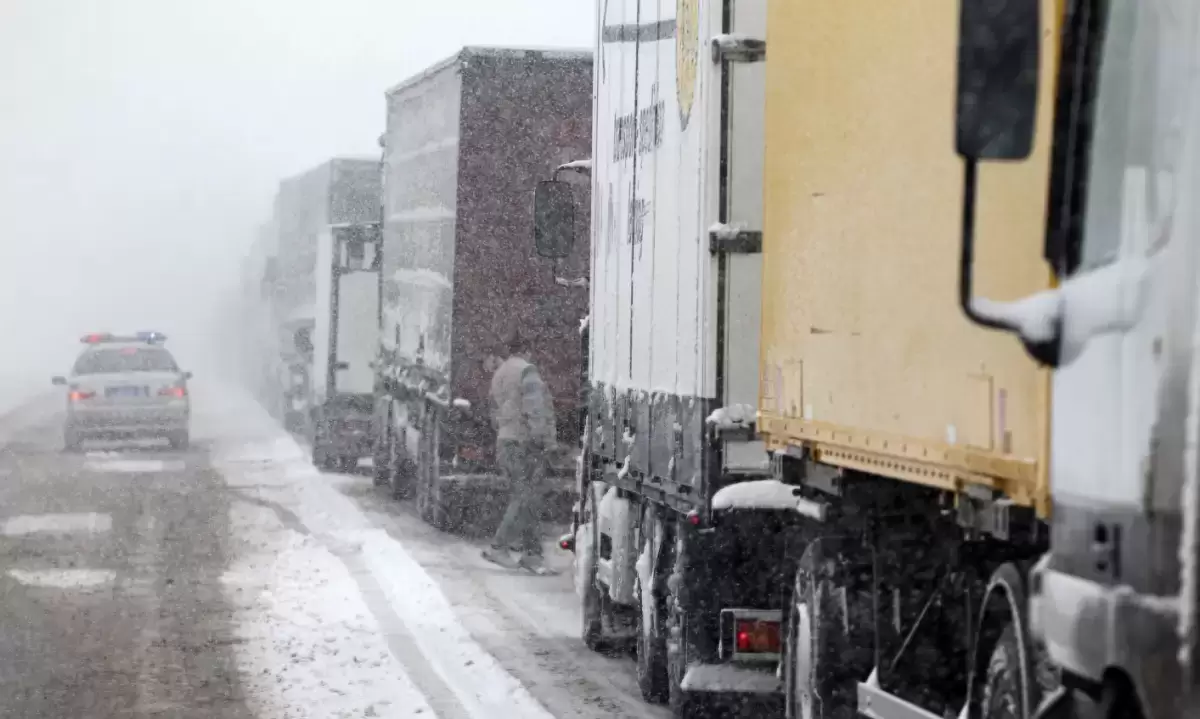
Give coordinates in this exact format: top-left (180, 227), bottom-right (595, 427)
top-left (371, 46), bottom-right (593, 531)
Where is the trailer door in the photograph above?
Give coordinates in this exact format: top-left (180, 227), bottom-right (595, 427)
top-left (331, 224), bottom-right (382, 396)
top-left (720, 0), bottom-right (769, 474)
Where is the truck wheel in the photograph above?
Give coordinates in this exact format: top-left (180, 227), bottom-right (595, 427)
top-left (974, 563), bottom-right (1058, 719)
top-left (312, 442), bottom-right (336, 471)
top-left (416, 428), bottom-right (448, 529)
top-left (580, 560), bottom-right (605, 651)
top-left (786, 541), bottom-right (858, 719)
top-left (389, 430), bottom-right (414, 500)
top-left (636, 538), bottom-right (669, 702)
top-left (338, 456), bottom-right (358, 474)
top-left (981, 624), bottom-right (1023, 719)
top-left (578, 487), bottom-right (605, 650)
top-left (372, 427), bottom-right (390, 486)
top-left (666, 563), bottom-right (709, 718)
top-left (168, 431), bottom-right (189, 451)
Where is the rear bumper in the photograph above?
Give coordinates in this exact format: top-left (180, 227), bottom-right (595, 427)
top-left (69, 404), bottom-right (189, 437)
top-left (680, 662), bottom-right (782, 695)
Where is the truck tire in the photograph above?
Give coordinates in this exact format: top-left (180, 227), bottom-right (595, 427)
top-left (416, 423), bottom-right (449, 529)
top-left (786, 540), bottom-right (860, 719)
top-left (338, 456), bottom-right (358, 474)
top-left (372, 427), bottom-right (390, 486)
top-left (666, 541), bottom-right (710, 718)
top-left (312, 441), bottom-right (336, 471)
top-left (636, 533), bottom-right (669, 702)
top-left (388, 428), bottom-right (414, 500)
top-left (973, 563), bottom-right (1059, 719)
top-left (580, 562), bottom-right (605, 651)
top-left (168, 431), bottom-right (190, 451)
top-left (982, 624), bottom-right (1024, 719)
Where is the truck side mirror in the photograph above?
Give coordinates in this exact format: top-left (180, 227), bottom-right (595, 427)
top-left (534, 180), bottom-right (575, 259)
top-left (952, 0), bottom-right (1058, 365)
top-left (954, 0), bottom-right (1040, 161)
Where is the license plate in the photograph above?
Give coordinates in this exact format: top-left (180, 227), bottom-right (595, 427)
top-left (106, 386), bottom-right (145, 398)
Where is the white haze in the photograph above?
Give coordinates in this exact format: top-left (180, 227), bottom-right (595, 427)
top-left (0, 0), bottom-right (594, 405)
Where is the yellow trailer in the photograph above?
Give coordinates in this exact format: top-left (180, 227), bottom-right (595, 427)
top-left (758, 2), bottom-right (1067, 718)
top-left (758, 0), bottom-right (1059, 517)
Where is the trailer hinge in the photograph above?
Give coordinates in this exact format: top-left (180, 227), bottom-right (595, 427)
top-left (711, 34), bottom-right (766, 64)
top-left (709, 227), bottom-right (762, 255)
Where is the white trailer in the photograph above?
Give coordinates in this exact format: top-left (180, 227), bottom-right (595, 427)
top-left (533, 0), bottom-right (775, 714)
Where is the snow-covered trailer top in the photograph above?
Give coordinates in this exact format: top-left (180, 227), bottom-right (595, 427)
top-left (757, 0), bottom-right (1061, 516)
top-left (381, 46), bottom-right (593, 457)
top-left (273, 157), bottom-right (381, 325)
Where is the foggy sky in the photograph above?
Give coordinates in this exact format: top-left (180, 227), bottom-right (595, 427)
top-left (0, 0), bottom-right (594, 390)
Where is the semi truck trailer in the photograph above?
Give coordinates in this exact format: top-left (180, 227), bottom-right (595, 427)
top-left (272, 157), bottom-right (382, 470)
top-left (372, 47), bottom-right (593, 530)
top-left (535, 0), bottom-right (1073, 717)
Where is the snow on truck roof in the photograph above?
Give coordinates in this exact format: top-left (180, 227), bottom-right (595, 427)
top-left (385, 45), bottom-right (593, 97)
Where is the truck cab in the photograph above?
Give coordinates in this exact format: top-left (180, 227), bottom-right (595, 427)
top-left (953, 1), bottom-right (1200, 716)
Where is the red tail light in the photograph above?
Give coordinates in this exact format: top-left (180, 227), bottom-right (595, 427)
top-left (558, 533), bottom-right (575, 552)
top-left (69, 390), bottom-right (96, 402)
top-left (158, 386), bottom-right (187, 398)
top-left (735, 619), bottom-right (782, 655)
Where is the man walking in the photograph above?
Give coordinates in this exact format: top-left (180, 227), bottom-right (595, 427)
top-left (482, 330), bottom-right (559, 575)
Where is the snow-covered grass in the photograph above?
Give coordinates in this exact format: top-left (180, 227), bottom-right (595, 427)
top-left (198, 384), bottom-right (556, 719)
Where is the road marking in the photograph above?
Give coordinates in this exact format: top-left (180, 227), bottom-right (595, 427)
top-left (7, 568), bottom-right (116, 590)
top-left (2, 512), bottom-right (113, 536)
top-left (85, 459), bottom-right (184, 473)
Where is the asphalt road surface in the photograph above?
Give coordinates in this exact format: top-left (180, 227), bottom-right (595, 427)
top-left (0, 401), bottom-right (252, 718)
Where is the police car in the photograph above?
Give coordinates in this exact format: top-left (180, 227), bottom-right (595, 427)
top-left (52, 332), bottom-right (192, 451)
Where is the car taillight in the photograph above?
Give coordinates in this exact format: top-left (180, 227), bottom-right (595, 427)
top-left (69, 390), bottom-right (96, 402)
top-left (735, 619), bottom-right (782, 655)
top-left (158, 386), bottom-right (186, 398)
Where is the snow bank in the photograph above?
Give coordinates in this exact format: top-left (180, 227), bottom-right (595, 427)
top-left (202, 387), bottom-right (557, 719)
top-left (221, 505), bottom-right (433, 719)
top-left (361, 533), bottom-right (555, 718)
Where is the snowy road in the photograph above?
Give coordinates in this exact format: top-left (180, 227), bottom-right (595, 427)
top-left (0, 384), bottom-right (666, 718)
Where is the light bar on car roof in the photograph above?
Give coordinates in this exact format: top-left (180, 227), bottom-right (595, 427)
top-left (79, 331), bottom-right (167, 345)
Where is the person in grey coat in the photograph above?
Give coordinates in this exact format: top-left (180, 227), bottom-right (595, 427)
top-left (481, 330), bottom-right (559, 574)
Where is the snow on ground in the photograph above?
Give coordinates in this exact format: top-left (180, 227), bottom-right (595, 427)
top-left (195, 384), bottom-right (556, 719)
top-left (220, 501), bottom-right (434, 719)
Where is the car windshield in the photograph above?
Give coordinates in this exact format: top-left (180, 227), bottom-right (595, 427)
top-left (72, 347), bottom-right (179, 375)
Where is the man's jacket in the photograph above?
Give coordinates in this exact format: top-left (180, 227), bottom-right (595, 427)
top-left (489, 356), bottom-right (557, 446)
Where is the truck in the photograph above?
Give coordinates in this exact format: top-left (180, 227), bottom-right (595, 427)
top-left (954, 2), bottom-right (1200, 719)
top-left (272, 157), bottom-right (382, 471)
top-left (371, 47), bottom-right (593, 530)
top-left (533, 0), bottom-right (781, 713)
top-left (531, 1), bottom-right (1108, 718)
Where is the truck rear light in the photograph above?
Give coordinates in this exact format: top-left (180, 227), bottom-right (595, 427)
top-left (736, 619), bottom-right (782, 655)
top-left (558, 533), bottom-right (575, 552)
top-left (158, 386), bottom-right (186, 398)
top-left (69, 390), bottom-right (96, 402)
top-left (719, 608), bottom-right (783, 662)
